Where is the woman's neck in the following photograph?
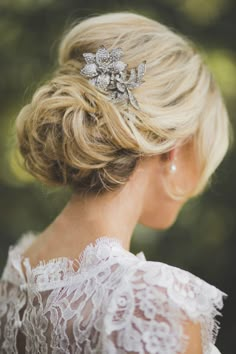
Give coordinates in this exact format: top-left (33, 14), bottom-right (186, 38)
top-left (33, 178), bottom-right (147, 264)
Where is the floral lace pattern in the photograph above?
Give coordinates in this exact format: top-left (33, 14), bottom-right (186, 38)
top-left (0, 231), bottom-right (227, 353)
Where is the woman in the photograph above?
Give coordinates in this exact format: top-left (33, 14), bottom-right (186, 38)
top-left (0, 11), bottom-right (231, 353)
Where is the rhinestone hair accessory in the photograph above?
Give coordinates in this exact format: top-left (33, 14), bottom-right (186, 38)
top-left (80, 45), bottom-right (146, 110)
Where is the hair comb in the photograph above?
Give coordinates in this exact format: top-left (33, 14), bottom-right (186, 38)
top-left (80, 45), bottom-right (146, 110)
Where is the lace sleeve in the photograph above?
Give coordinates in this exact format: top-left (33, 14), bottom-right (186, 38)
top-left (101, 261), bottom-right (227, 354)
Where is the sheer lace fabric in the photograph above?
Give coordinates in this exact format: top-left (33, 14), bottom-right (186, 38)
top-left (0, 231), bottom-right (227, 353)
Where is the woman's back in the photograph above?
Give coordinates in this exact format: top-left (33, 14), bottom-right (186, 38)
top-left (0, 232), bottom-right (226, 353)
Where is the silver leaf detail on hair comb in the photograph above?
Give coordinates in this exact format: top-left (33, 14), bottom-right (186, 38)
top-left (80, 45), bottom-right (146, 110)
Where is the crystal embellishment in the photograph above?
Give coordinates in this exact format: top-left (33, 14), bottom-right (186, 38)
top-left (80, 45), bottom-right (146, 110)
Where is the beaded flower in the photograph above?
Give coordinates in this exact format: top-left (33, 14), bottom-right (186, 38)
top-left (80, 45), bottom-right (146, 110)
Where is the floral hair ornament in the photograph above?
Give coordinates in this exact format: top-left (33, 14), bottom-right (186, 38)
top-left (80, 45), bottom-right (146, 111)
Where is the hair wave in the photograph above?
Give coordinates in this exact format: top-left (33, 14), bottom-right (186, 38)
top-left (15, 11), bottom-right (231, 199)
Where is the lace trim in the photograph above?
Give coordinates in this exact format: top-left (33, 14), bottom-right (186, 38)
top-left (0, 230), bottom-right (227, 353)
top-left (2, 231), bottom-right (126, 290)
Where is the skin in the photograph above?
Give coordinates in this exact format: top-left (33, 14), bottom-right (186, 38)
top-left (22, 136), bottom-right (203, 353)
top-left (23, 136), bottom-right (201, 262)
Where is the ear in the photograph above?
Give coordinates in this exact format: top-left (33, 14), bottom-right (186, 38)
top-left (168, 146), bottom-right (179, 162)
top-left (159, 146), bottom-right (178, 162)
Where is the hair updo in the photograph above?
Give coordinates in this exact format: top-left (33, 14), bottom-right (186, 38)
top-left (15, 11), bottom-right (231, 199)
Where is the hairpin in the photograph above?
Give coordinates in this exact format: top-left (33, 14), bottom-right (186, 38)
top-left (80, 45), bottom-right (146, 110)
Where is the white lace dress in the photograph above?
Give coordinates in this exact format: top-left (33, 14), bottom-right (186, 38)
top-left (0, 231), bottom-right (227, 354)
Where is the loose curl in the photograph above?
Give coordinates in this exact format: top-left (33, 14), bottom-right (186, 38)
top-left (15, 11), bottom-right (231, 199)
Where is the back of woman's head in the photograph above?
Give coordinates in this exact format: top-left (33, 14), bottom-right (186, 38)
top-left (15, 11), bottom-right (231, 198)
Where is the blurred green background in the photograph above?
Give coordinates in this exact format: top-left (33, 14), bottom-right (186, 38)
top-left (0, 1), bottom-right (235, 352)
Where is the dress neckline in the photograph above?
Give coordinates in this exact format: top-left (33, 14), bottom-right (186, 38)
top-left (21, 232), bottom-right (123, 269)
top-left (3, 231), bottom-right (145, 291)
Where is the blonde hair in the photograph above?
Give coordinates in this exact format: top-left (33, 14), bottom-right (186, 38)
top-left (15, 11), bottom-right (231, 199)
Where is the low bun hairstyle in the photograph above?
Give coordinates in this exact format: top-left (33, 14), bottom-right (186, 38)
top-left (15, 12), bottom-right (231, 198)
